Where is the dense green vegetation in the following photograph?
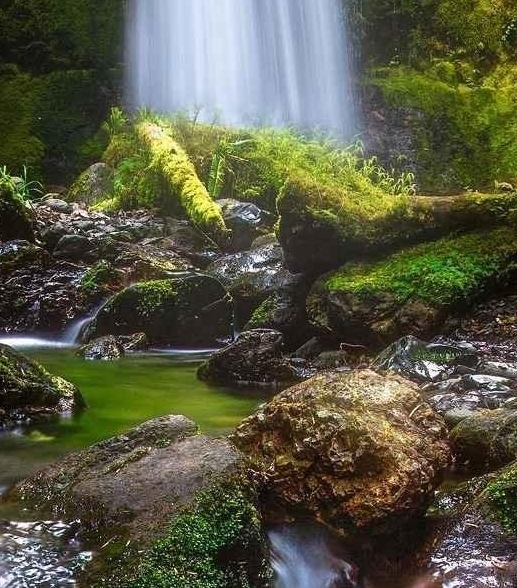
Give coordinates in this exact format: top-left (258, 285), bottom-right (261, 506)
top-left (128, 479), bottom-right (269, 588)
top-left (360, 0), bottom-right (517, 191)
top-left (0, 0), bottom-right (123, 181)
top-left (486, 461), bottom-right (517, 533)
top-left (324, 226), bottom-right (517, 306)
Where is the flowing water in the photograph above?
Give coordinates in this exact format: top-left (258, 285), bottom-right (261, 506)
top-left (127, 0), bottom-right (357, 136)
top-left (0, 343), bottom-right (267, 586)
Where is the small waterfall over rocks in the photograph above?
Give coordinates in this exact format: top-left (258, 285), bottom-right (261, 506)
top-left (127, 0), bottom-right (357, 136)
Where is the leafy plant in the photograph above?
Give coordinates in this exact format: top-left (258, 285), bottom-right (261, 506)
top-left (207, 137), bottom-right (252, 199)
top-left (102, 107), bottom-right (129, 140)
top-left (0, 165), bottom-right (43, 203)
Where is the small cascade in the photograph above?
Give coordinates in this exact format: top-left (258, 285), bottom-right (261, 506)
top-left (61, 302), bottom-right (105, 345)
top-left (269, 524), bottom-right (360, 588)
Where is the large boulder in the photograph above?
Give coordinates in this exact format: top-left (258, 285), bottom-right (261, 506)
top-left (231, 369), bottom-right (450, 536)
top-left (0, 343), bottom-right (84, 428)
top-left (197, 329), bottom-right (304, 387)
top-left (10, 415), bottom-right (270, 586)
top-left (88, 274), bottom-right (232, 346)
top-left (68, 163), bottom-right (114, 207)
top-left (0, 178), bottom-right (34, 242)
top-left (307, 227), bottom-right (517, 347)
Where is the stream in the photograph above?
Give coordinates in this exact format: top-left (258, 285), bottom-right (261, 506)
top-left (0, 340), bottom-right (266, 587)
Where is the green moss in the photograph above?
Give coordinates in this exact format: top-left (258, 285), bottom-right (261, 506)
top-left (486, 461), bottom-right (517, 533)
top-left (246, 297), bottom-right (278, 330)
top-left (127, 479), bottom-right (270, 588)
top-left (325, 226), bottom-right (517, 306)
top-left (0, 176), bottom-right (35, 242)
top-left (369, 64), bottom-right (517, 190)
top-left (78, 260), bottom-right (116, 298)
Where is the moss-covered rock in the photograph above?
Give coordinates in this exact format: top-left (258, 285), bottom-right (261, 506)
top-left (0, 343), bottom-right (84, 427)
top-left (231, 369), bottom-right (450, 537)
top-left (0, 177), bottom-right (34, 242)
top-left (278, 173), bottom-right (517, 274)
top-left (89, 275), bottom-right (232, 346)
top-left (308, 226), bottom-right (517, 347)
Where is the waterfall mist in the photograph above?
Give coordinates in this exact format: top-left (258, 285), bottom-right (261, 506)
top-left (127, 0), bottom-right (357, 136)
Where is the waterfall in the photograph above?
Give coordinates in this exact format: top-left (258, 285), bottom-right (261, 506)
top-left (269, 524), bottom-right (360, 588)
top-left (126, 0), bottom-right (357, 136)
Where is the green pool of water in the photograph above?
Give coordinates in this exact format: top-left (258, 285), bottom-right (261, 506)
top-left (0, 347), bottom-right (266, 492)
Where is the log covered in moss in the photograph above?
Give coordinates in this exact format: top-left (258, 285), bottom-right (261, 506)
top-left (135, 122), bottom-right (230, 245)
top-left (277, 172), bottom-right (517, 274)
top-left (307, 225), bottom-right (517, 347)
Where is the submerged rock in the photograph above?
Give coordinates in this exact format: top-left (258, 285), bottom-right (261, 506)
top-left (231, 369), bottom-right (450, 536)
top-left (0, 343), bottom-right (84, 428)
top-left (89, 274), bottom-right (232, 346)
top-left (197, 329), bottom-right (304, 387)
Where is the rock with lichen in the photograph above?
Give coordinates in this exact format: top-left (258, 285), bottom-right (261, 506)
top-left (231, 369), bottom-right (450, 537)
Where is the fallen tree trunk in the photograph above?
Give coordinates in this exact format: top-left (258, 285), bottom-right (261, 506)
top-left (277, 173), bottom-right (517, 275)
top-left (307, 225), bottom-right (517, 348)
top-left (136, 122), bottom-right (230, 246)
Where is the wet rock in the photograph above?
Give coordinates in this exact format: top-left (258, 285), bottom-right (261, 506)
top-left (312, 350), bottom-right (350, 371)
top-left (231, 369), bottom-right (450, 536)
top-left (292, 337), bottom-right (328, 360)
top-left (89, 274), bottom-right (232, 346)
top-left (44, 198), bottom-right (72, 214)
top-left (216, 198), bottom-right (274, 251)
top-left (118, 332), bottom-right (148, 352)
top-left (77, 335), bottom-right (125, 361)
top-left (427, 465), bottom-right (517, 588)
top-left (0, 240), bottom-right (47, 275)
top-left (0, 180), bottom-right (34, 242)
top-left (10, 415), bottom-right (243, 543)
top-left (244, 286), bottom-right (312, 349)
top-left (198, 329), bottom-right (302, 387)
top-left (207, 242), bottom-right (304, 328)
top-left (372, 336), bottom-right (478, 384)
top-left (0, 343), bottom-right (84, 428)
top-left (450, 409), bottom-right (517, 472)
top-left (68, 163), bottom-right (114, 207)
top-left (53, 234), bottom-right (95, 262)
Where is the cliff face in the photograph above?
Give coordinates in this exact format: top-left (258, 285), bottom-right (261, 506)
top-left (357, 0), bottom-right (517, 192)
top-left (0, 0), bottom-right (124, 182)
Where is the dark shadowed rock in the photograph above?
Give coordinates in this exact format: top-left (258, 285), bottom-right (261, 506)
top-left (0, 343), bottom-right (84, 428)
top-left (68, 163), bottom-right (114, 207)
top-left (198, 329), bottom-right (303, 387)
top-left (53, 234), bottom-right (95, 262)
top-left (450, 409), bottom-right (517, 472)
top-left (89, 274), bottom-right (232, 346)
top-left (0, 240), bottom-right (48, 275)
top-left (0, 181), bottom-right (34, 243)
top-left (231, 369), bottom-right (450, 536)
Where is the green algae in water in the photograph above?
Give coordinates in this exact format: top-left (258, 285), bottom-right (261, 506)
top-left (0, 348), bottom-right (266, 492)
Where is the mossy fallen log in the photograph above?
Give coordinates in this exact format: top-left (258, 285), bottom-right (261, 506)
top-left (307, 225), bottom-right (517, 347)
top-left (135, 122), bottom-right (230, 245)
top-left (277, 173), bottom-right (517, 274)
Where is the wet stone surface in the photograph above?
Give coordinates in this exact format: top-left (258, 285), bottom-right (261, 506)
top-left (0, 519), bottom-right (91, 587)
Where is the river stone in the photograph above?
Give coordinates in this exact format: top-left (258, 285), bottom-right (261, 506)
top-left (10, 415), bottom-right (242, 543)
top-left (450, 409), bottom-right (517, 472)
top-left (231, 369), bottom-right (450, 536)
top-left (0, 343), bottom-right (84, 427)
top-left (216, 198), bottom-right (274, 251)
top-left (427, 465), bottom-right (517, 588)
top-left (77, 335), bottom-right (125, 361)
top-left (197, 329), bottom-right (303, 387)
top-left (89, 274), bottom-right (232, 346)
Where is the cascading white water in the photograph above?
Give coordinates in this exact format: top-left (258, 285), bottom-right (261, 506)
top-left (269, 524), bottom-right (360, 588)
top-left (127, 0), bottom-right (357, 136)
